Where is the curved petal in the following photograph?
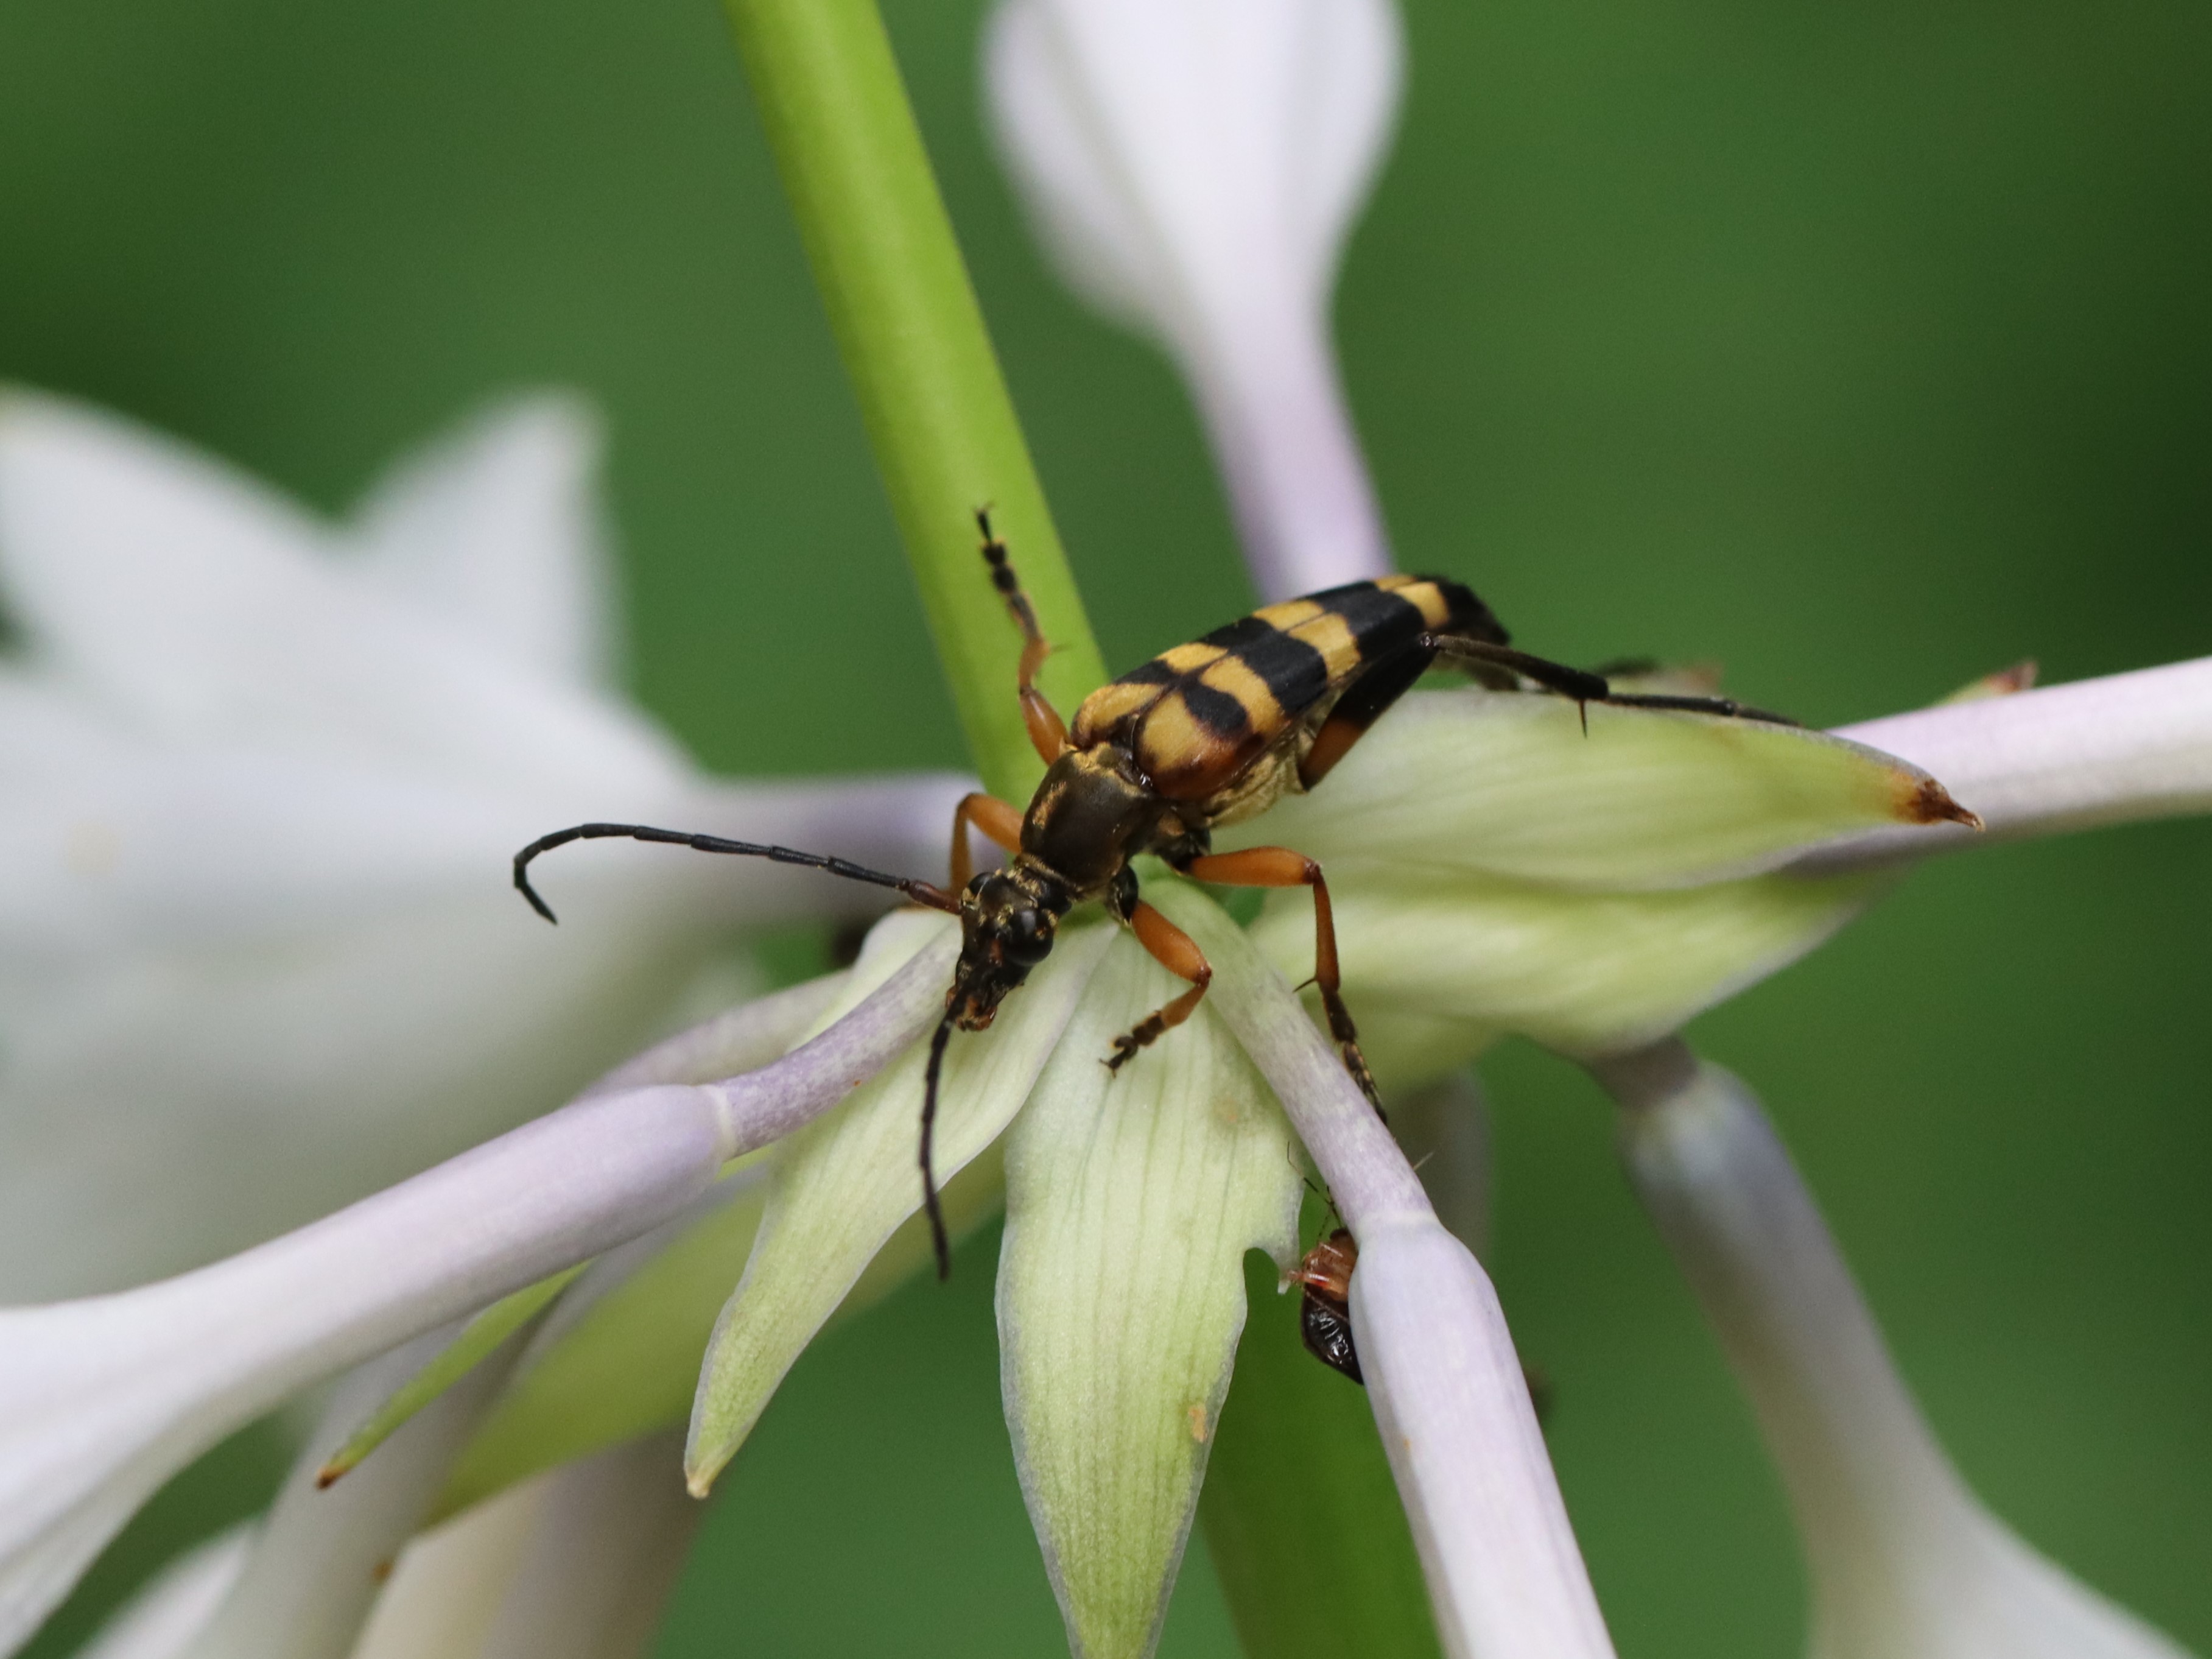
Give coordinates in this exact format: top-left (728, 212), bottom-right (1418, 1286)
top-left (0, 942), bottom-right (944, 1657)
top-left (0, 1080), bottom-right (736, 1655)
top-left (1146, 885), bottom-right (1615, 1659)
top-left (0, 391), bottom-right (683, 797)
top-left (1255, 865), bottom-right (1889, 1069)
top-left (435, 1174), bottom-right (769, 1518)
top-left (1595, 1046), bottom-right (2194, 1659)
top-left (75, 1529), bottom-right (251, 1659)
top-left (1351, 1221), bottom-right (1617, 1659)
top-left (176, 1326), bottom-right (521, 1659)
top-left (996, 933), bottom-right (1300, 1659)
top-left (0, 772), bottom-right (964, 1301)
top-left (684, 915), bottom-right (1113, 1493)
top-left (474, 1432), bottom-right (701, 1659)
top-left (349, 396), bottom-right (619, 691)
top-left (985, 0), bottom-right (1402, 594)
top-left (1809, 656), bottom-right (2212, 869)
top-left (581, 970), bottom-right (847, 1096)
top-left (1221, 688), bottom-right (1975, 892)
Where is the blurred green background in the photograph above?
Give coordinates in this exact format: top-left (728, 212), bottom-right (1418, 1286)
top-left (4, 0), bottom-right (2207, 1654)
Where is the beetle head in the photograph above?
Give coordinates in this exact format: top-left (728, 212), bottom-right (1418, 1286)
top-left (949, 862), bottom-right (1071, 1029)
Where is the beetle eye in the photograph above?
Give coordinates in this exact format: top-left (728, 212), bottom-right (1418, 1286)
top-left (1001, 907), bottom-right (1053, 967)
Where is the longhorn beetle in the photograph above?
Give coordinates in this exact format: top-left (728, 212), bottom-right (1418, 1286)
top-left (514, 513), bottom-right (1783, 1277)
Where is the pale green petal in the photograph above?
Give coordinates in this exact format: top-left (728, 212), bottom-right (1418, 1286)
top-left (434, 1179), bottom-right (767, 1519)
top-left (1257, 867), bottom-right (1894, 1066)
top-left (997, 933), bottom-right (1301, 1659)
top-left (316, 1266), bottom-right (584, 1486)
top-left (428, 1149), bottom-right (1013, 1521)
top-left (1220, 688), bottom-right (1970, 890)
top-left (684, 920), bottom-right (1117, 1492)
top-left (415, 911), bottom-right (952, 1516)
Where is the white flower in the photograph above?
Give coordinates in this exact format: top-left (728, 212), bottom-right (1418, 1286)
top-left (986, 0), bottom-right (1403, 598)
top-left (1596, 1044), bottom-right (2196, 1659)
top-left (356, 1432), bottom-right (703, 1659)
top-left (0, 390), bottom-right (964, 1299)
top-left (0, 939), bottom-right (950, 1654)
top-left (167, 1322), bottom-right (524, 1659)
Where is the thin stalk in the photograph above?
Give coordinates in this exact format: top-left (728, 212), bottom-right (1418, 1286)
top-left (722, 0), bottom-right (1106, 801)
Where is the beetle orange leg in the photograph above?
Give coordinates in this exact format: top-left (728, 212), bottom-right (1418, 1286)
top-left (977, 509), bottom-right (1072, 764)
top-left (1179, 847), bottom-right (1380, 1107)
top-left (949, 792), bottom-right (1024, 890)
top-left (1107, 901), bottom-right (1213, 1072)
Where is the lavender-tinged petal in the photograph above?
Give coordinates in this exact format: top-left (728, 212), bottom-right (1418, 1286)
top-left (996, 934), bottom-right (1301, 1659)
top-left (0, 943), bottom-right (945, 1650)
top-left (984, 0), bottom-right (1403, 597)
top-left (476, 1432), bottom-right (701, 1659)
top-left (0, 1085), bottom-right (724, 1655)
top-left (1181, 289), bottom-right (1392, 599)
top-left (1146, 884), bottom-right (1615, 1659)
top-left (1352, 1224), bottom-right (1617, 1659)
top-left (440, 921), bottom-right (960, 1512)
top-left (1808, 657), bottom-right (2212, 869)
top-left (177, 1325), bottom-right (521, 1659)
top-left (1592, 1042), bottom-right (2195, 1659)
top-left (583, 972), bottom-right (846, 1096)
top-left (705, 926), bottom-right (959, 1157)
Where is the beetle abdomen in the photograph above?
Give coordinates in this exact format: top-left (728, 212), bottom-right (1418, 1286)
top-left (1071, 575), bottom-right (1502, 802)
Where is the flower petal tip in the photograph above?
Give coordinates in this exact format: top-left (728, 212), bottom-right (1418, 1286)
top-left (1902, 776), bottom-right (1984, 830)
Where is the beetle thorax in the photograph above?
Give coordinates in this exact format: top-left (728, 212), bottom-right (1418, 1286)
top-left (1019, 745), bottom-right (1162, 896)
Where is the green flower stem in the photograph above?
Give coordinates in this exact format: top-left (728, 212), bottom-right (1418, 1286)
top-left (723, 0), bottom-right (1106, 801)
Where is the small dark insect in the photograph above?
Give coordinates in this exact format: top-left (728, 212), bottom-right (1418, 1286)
top-left (1294, 1225), bottom-right (1363, 1384)
top-left (514, 513), bottom-right (1790, 1278)
top-left (1289, 1222), bottom-right (1557, 1418)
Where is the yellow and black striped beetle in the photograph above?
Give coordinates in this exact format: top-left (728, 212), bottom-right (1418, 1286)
top-left (515, 512), bottom-right (1778, 1276)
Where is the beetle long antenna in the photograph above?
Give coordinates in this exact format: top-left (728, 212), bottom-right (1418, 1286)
top-left (921, 1013), bottom-right (959, 1280)
top-left (513, 822), bottom-right (961, 924)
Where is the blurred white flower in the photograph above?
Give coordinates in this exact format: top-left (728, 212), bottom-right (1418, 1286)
top-left (0, 941), bottom-right (952, 1655)
top-left (986, 0), bottom-right (1403, 598)
top-left (354, 1432), bottom-right (702, 1659)
top-left (0, 390), bottom-right (964, 1299)
top-left (169, 1323), bottom-right (524, 1659)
